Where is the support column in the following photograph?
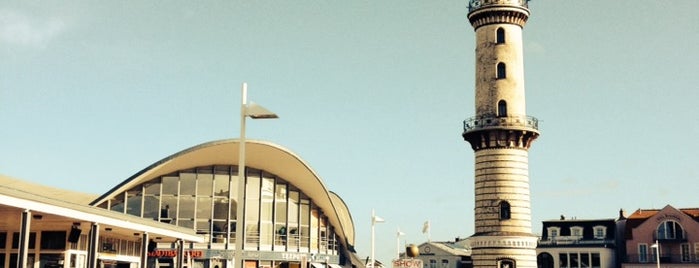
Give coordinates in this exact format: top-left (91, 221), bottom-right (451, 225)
top-left (140, 233), bottom-right (149, 268)
top-left (87, 223), bottom-right (100, 268)
top-left (18, 210), bottom-right (31, 268)
top-left (177, 239), bottom-right (185, 268)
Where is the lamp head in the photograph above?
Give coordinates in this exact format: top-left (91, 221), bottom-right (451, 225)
top-left (246, 102), bottom-right (278, 119)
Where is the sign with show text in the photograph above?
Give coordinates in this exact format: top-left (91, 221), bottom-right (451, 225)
top-left (393, 259), bottom-right (423, 268)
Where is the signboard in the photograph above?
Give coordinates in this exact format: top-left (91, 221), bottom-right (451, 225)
top-left (393, 259), bottom-right (423, 268)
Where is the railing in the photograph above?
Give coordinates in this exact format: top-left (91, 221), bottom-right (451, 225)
top-left (468, 0), bottom-right (530, 12)
top-left (538, 238), bottom-right (615, 246)
top-left (463, 114), bottom-right (539, 132)
top-left (654, 230), bottom-right (688, 242)
top-left (625, 254), bottom-right (699, 264)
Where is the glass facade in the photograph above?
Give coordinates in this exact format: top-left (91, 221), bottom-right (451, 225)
top-left (97, 165), bottom-right (339, 256)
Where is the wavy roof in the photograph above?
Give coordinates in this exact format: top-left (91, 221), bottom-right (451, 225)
top-left (91, 139), bottom-right (355, 247)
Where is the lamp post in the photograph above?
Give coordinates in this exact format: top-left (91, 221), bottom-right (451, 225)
top-left (234, 82), bottom-right (278, 268)
top-left (650, 240), bottom-right (660, 268)
top-left (396, 228), bottom-right (405, 260)
top-left (371, 210), bottom-right (384, 268)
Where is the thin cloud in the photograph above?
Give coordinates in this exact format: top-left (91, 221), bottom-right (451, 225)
top-left (0, 8), bottom-right (67, 48)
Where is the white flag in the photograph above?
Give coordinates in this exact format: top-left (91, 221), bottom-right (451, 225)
top-left (373, 215), bottom-right (385, 224)
top-left (422, 220), bottom-right (430, 234)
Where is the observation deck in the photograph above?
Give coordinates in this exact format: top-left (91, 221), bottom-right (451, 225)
top-left (467, 0), bottom-right (531, 29)
top-left (462, 114), bottom-right (539, 150)
top-left (468, 0), bottom-right (530, 12)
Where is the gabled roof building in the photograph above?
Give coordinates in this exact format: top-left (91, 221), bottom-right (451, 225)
top-left (620, 205), bottom-right (699, 268)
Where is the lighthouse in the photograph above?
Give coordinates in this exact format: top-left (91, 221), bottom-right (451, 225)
top-left (462, 0), bottom-right (539, 268)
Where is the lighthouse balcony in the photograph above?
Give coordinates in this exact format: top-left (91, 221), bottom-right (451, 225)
top-left (468, 0), bottom-right (530, 12)
top-left (463, 114), bottom-right (538, 133)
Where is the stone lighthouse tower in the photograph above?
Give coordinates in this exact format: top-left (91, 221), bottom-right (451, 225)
top-left (461, 0), bottom-right (539, 268)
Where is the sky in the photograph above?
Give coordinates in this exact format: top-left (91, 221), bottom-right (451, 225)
top-left (1, 0), bottom-right (699, 265)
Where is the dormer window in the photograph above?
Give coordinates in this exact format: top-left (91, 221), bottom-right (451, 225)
top-left (547, 227), bottom-right (560, 240)
top-left (570, 226), bottom-right (583, 239)
top-left (593, 226), bottom-right (607, 239)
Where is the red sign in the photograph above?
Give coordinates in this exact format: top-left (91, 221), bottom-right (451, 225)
top-left (148, 250), bottom-right (203, 258)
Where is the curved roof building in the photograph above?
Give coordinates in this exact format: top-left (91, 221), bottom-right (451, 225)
top-left (0, 139), bottom-right (359, 268)
top-left (90, 139), bottom-right (358, 268)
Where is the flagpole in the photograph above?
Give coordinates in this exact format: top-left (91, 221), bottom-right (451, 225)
top-left (371, 209), bottom-right (385, 268)
top-left (371, 210), bottom-right (376, 268)
top-left (396, 228), bottom-right (405, 260)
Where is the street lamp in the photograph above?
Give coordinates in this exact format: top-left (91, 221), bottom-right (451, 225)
top-left (396, 228), bottom-right (405, 260)
top-left (234, 82), bottom-right (278, 268)
top-left (650, 240), bottom-right (660, 268)
top-left (371, 210), bottom-right (385, 268)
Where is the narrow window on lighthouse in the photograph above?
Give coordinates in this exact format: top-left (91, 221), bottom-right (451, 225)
top-left (499, 201), bottom-right (511, 220)
top-left (496, 27), bottom-right (505, 44)
top-left (497, 62), bottom-right (506, 79)
top-left (498, 259), bottom-right (515, 268)
top-left (498, 100), bottom-right (508, 117)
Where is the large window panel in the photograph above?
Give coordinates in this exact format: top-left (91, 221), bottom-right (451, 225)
top-left (260, 176), bottom-right (275, 249)
top-left (126, 188), bottom-right (143, 217)
top-left (161, 176), bottom-right (179, 195)
top-left (161, 196), bottom-right (178, 224)
top-left (213, 174), bottom-right (229, 197)
top-left (144, 180), bottom-right (160, 195)
top-left (288, 190), bottom-right (300, 250)
top-left (180, 173), bottom-right (196, 196)
top-left (197, 173), bottom-right (213, 196)
top-left (179, 196), bottom-right (195, 220)
top-left (319, 217), bottom-right (328, 254)
top-left (245, 171), bottom-right (261, 248)
top-left (143, 196), bottom-right (160, 220)
top-left (213, 198), bottom-right (228, 220)
top-left (196, 197), bottom-right (212, 219)
top-left (300, 197), bottom-right (310, 249)
top-left (274, 183), bottom-right (288, 249)
top-left (110, 193), bottom-right (125, 213)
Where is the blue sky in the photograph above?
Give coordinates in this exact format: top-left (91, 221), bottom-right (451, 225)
top-left (1, 0), bottom-right (698, 264)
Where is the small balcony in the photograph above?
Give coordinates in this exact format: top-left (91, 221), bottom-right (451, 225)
top-left (654, 230), bottom-right (688, 242)
top-left (468, 0), bottom-right (530, 12)
top-left (463, 114), bottom-right (539, 133)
